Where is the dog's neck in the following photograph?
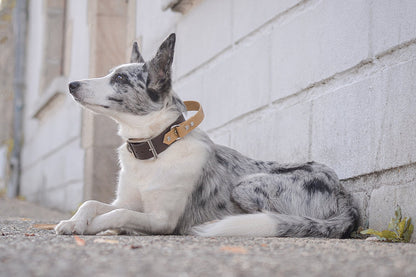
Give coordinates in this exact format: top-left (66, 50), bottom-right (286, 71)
top-left (114, 108), bottom-right (183, 141)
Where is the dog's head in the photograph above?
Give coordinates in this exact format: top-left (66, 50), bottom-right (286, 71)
top-left (68, 33), bottom-right (183, 119)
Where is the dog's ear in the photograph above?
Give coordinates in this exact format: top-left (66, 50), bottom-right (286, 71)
top-left (130, 41), bottom-right (145, 63)
top-left (148, 33), bottom-right (176, 79)
top-left (145, 34), bottom-right (176, 96)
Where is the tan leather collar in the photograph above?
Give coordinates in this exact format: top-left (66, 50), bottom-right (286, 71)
top-left (127, 101), bottom-right (204, 160)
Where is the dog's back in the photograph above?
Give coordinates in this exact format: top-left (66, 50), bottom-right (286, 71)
top-left (174, 132), bottom-right (358, 238)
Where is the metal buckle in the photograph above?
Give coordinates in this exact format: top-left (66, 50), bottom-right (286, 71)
top-left (146, 139), bottom-right (158, 159)
top-left (168, 124), bottom-right (182, 143)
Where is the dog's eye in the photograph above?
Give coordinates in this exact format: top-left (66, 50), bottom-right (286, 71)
top-left (113, 73), bottom-right (127, 84)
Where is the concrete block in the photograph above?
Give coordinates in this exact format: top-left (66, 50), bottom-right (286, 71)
top-left (25, 1), bottom-right (46, 106)
top-left (376, 59), bottom-right (416, 171)
top-left (67, 0), bottom-right (90, 80)
top-left (175, 0), bottom-right (232, 78)
top-left (84, 146), bottom-right (119, 203)
top-left (271, 0), bottom-right (369, 100)
top-left (311, 77), bottom-right (386, 180)
top-left (62, 139), bottom-right (85, 184)
top-left (97, 0), bottom-right (127, 16)
top-left (38, 186), bottom-right (65, 211)
top-left (349, 191), bottom-right (369, 228)
top-left (342, 163), bottom-right (416, 228)
top-left (174, 71), bottom-right (212, 132)
top-left (232, 0), bottom-right (300, 41)
top-left (94, 15), bottom-right (128, 76)
top-left (94, 115), bottom-right (121, 147)
top-left (21, 97), bottom-right (82, 169)
top-left (208, 129), bottom-right (230, 147)
top-left (229, 102), bottom-right (310, 163)
top-left (61, 181), bottom-right (84, 211)
top-left (372, 0), bottom-right (416, 55)
top-left (22, 137), bottom-right (84, 212)
top-left (20, 138), bottom-right (84, 207)
top-left (174, 68), bottom-right (203, 101)
top-left (136, 0), bottom-right (181, 59)
top-left (369, 183), bottom-right (416, 242)
top-left (42, 182), bottom-right (83, 212)
top-left (20, 164), bottom-right (43, 199)
top-left (201, 34), bottom-right (271, 131)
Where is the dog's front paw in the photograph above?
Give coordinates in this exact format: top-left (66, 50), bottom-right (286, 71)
top-left (55, 219), bottom-right (89, 235)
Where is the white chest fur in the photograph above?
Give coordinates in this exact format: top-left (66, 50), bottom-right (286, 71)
top-left (113, 130), bottom-right (210, 222)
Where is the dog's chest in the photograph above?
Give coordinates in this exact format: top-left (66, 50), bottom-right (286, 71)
top-left (116, 136), bottom-right (209, 213)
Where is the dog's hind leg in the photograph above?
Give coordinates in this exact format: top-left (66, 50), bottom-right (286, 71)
top-left (230, 173), bottom-right (284, 213)
top-left (190, 174), bottom-right (284, 237)
top-left (192, 173), bottom-right (358, 238)
top-left (55, 200), bottom-right (118, 235)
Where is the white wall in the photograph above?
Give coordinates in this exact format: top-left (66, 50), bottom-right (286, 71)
top-left (136, 0), bottom-right (416, 228)
top-left (20, 0), bottom-right (89, 211)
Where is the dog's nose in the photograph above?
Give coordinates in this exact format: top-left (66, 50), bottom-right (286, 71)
top-left (68, 81), bottom-right (81, 93)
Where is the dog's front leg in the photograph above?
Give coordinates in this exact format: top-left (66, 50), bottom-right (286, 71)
top-left (84, 209), bottom-right (175, 235)
top-left (55, 200), bottom-right (118, 235)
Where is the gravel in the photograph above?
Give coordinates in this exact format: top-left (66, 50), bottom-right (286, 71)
top-left (1, 197), bottom-right (416, 277)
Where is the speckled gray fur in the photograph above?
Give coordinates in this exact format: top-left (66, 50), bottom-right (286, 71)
top-left (68, 33), bottom-right (358, 238)
top-left (174, 136), bottom-right (358, 238)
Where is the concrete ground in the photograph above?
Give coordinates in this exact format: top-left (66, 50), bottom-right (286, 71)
top-left (1, 197), bottom-right (416, 277)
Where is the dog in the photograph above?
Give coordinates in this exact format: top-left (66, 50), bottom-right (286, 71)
top-left (55, 33), bottom-right (358, 237)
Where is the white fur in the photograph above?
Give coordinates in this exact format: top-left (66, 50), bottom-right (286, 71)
top-left (114, 107), bottom-right (183, 140)
top-left (55, 107), bottom-right (210, 235)
top-left (192, 213), bottom-right (278, 237)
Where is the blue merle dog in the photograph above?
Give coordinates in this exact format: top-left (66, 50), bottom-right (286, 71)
top-left (55, 33), bottom-right (358, 238)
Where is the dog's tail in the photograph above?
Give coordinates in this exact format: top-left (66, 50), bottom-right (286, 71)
top-left (191, 208), bottom-right (358, 238)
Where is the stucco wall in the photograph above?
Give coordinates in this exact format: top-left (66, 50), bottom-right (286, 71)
top-left (137, 0), bottom-right (416, 229)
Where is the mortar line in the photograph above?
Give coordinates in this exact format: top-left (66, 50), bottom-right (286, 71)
top-left (341, 162), bottom-right (416, 182)
top-left (340, 162), bottom-right (416, 191)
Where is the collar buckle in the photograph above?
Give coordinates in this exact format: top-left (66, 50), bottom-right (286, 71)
top-left (146, 139), bottom-right (158, 159)
top-left (167, 124), bottom-right (182, 143)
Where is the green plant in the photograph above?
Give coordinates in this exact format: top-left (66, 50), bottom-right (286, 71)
top-left (361, 206), bottom-right (414, 243)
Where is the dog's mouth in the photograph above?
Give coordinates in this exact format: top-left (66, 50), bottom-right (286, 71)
top-left (71, 95), bottom-right (82, 102)
top-left (71, 95), bottom-right (110, 110)
top-left (70, 93), bottom-right (87, 105)
top-left (81, 101), bottom-right (110, 110)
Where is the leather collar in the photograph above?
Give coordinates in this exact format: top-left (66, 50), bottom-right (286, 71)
top-left (126, 101), bottom-right (204, 160)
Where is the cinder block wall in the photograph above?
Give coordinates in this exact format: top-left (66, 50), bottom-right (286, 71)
top-left (137, 0), bottom-right (416, 230)
top-left (20, 0), bottom-right (89, 211)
